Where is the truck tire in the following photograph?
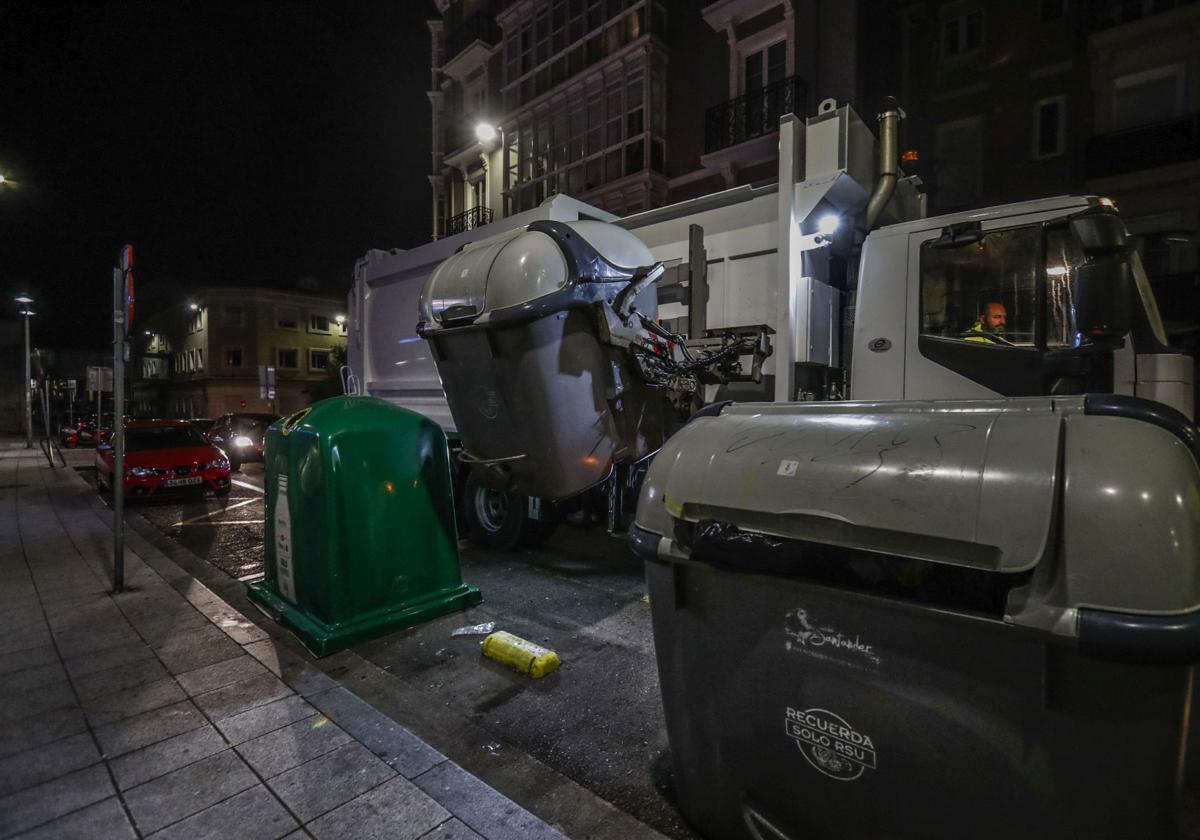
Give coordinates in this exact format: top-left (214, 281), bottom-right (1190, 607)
top-left (462, 472), bottom-right (527, 551)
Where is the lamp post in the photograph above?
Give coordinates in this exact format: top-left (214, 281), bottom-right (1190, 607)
top-left (15, 294), bottom-right (34, 448)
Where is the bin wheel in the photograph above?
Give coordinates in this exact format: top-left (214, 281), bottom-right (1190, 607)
top-left (463, 472), bottom-right (529, 551)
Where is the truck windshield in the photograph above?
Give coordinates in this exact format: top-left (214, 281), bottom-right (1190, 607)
top-left (920, 225), bottom-right (1040, 347)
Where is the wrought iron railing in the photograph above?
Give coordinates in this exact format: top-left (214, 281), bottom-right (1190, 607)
top-left (704, 76), bottom-right (807, 155)
top-left (444, 11), bottom-right (501, 62)
top-left (445, 206), bottom-right (493, 236)
top-left (1086, 113), bottom-right (1200, 179)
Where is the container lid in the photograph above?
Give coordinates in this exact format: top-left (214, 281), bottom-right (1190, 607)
top-left (650, 399), bottom-right (1065, 574)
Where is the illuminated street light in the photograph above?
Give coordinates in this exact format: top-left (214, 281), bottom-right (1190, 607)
top-left (188, 302), bottom-right (199, 311)
top-left (334, 314), bottom-right (346, 325)
top-left (475, 122), bottom-right (498, 143)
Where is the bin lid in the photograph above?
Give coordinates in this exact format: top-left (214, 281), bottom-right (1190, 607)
top-left (647, 399), bottom-right (1064, 574)
top-left (421, 221), bottom-right (655, 328)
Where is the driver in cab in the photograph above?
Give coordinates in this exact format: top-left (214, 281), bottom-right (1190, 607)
top-left (961, 301), bottom-right (1014, 346)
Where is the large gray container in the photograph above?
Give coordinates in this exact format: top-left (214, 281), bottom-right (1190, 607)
top-left (632, 395), bottom-right (1200, 840)
top-left (419, 219), bottom-right (665, 500)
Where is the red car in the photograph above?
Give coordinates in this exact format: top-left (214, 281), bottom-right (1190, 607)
top-left (95, 419), bottom-right (231, 498)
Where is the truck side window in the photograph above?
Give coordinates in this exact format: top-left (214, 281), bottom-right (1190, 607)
top-left (920, 225), bottom-right (1040, 346)
top-left (1044, 226), bottom-right (1085, 348)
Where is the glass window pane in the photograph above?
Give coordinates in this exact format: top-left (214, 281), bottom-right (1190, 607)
top-left (919, 225), bottom-right (1041, 346)
top-left (767, 40), bottom-right (787, 84)
top-left (745, 49), bottom-right (763, 91)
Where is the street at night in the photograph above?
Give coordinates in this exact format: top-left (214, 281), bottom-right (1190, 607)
top-left (76, 458), bottom-right (693, 840)
top-left (4, 0), bottom-right (1200, 838)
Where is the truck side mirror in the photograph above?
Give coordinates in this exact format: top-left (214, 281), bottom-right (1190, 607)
top-left (1066, 212), bottom-right (1135, 345)
top-left (1073, 255), bottom-right (1133, 344)
top-left (1070, 212), bottom-right (1127, 253)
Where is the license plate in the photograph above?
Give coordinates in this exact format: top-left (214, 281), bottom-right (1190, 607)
top-left (164, 476), bottom-right (202, 487)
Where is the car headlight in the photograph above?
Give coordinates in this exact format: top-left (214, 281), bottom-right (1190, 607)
top-left (126, 466), bottom-right (155, 477)
top-left (233, 435), bottom-right (254, 447)
top-left (203, 457), bottom-right (230, 470)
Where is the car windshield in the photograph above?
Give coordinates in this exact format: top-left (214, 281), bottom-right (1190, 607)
top-left (233, 417), bottom-right (274, 433)
top-left (126, 426), bottom-right (210, 452)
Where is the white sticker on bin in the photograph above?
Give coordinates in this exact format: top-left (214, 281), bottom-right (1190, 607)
top-left (777, 459), bottom-right (799, 477)
top-left (274, 474), bottom-right (296, 603)
top-left (786, 707), bottom-right (877, 781)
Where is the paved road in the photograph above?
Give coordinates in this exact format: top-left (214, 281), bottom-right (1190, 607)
top-left (76, 460), bottom-right (699, 840)
top-left (79, 462), bottom-right (269, 582)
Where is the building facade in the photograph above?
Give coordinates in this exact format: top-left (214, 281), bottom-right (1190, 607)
top-left (132, 288), bottom-right (348, 419)
top-left (1085, 0), bottom-right (1200, 343)
top-left (426, 0), bottom-right (869, 236)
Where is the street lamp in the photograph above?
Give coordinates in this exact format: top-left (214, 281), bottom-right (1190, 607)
top-left (474, 122), bottom-right (498, 144)
top-left (14, 294), bottom-right (34, 448)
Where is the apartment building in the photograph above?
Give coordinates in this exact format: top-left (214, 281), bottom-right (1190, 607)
top-left (1085, 0), bottom-right (1200, 339)
top-left (428, 0), bottom-right (874, 235)
top-left (132, 287), bottom-right (348, 418)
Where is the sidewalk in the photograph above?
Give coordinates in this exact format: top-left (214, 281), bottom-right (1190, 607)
top-left (0, 446), bottom-right (572, 840)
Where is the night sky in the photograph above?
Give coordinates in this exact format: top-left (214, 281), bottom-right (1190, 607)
top-left (0, 1), bottom-right (436, 348)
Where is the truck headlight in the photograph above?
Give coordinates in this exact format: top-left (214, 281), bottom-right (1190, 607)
top-left (233, 435), bottom-right (254, 447)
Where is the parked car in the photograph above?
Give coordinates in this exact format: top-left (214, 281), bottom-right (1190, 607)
top-left (188, 417), bottom-right (216, 434)
top-left (95, 419), bottom-right (231, 499)
top-left (206, 413), bottom-right (279, 471)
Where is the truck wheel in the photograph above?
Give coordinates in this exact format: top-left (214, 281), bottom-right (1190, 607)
top-left (463, 472), bottom-right (526, 551)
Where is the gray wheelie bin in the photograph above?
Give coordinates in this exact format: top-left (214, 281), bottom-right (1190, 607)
top-left (631, 394), bottom-right (1200, 840)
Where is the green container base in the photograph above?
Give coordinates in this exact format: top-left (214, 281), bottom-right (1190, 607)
top-left (247, 580), bottom-right (483, 658)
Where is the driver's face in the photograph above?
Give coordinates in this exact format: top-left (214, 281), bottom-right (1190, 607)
top-left (982, 303), bottom-right (1007, 331)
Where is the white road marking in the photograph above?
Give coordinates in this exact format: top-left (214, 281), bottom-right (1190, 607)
top-left (171, 497), bottom-right (259, 526)
top-left (237, 572), bottom-right (266, 582)
top-left (176, 519), bottom-right (265, 527)
top-left (231, 478), bottom-right (264, 493)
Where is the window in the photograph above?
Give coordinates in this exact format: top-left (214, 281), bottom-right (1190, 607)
top-left (1032, 96), bottom-right (1066, 159)
top-left (934, 116), bottom-right (983, 209)
top-left (942, 10), bottom-right (982, 58)
top-left (277, 305), bottom-right (299, 330)
top-left (187, 310), bottom-right (204, 334)
top-left (309, 349), bottom-right (331, 371)
top-left (309, 313), bottom-right (331, 334)
top-left (195, 348), bottom-right (204, 371)
top-left (743, 40), bottom-right (787, 94)
top-left (920, 223), bottom-right (1086, 350)
top-left (222, 304), bottom-right (244, 327)
top-left (1113, 65), bottom-right (1184, 131)
top-left (277, 348), bottom-right (298, 369)
top-left (920, 225), bottom-right (1041, 347)
top-left (225, 347), bottom-right (243, 368)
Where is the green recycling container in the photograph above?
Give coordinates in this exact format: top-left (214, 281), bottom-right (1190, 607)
top-left (247, 396), bottom-right (481, 656)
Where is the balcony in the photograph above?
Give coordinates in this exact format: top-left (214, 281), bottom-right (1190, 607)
top-left (704, 76), bottom-right (806, 155)
top-left (1086, 113), bottom-right (1200, 179)
top-left (445, 206), bottom-right (493, 236)
top-left (442, 12), bottom-right (501, 82)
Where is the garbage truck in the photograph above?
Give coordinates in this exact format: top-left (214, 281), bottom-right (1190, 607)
top-left (398, 98), bottom-right (1200, 838)
top-left (365, 98), bottom-right (1190, 547)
